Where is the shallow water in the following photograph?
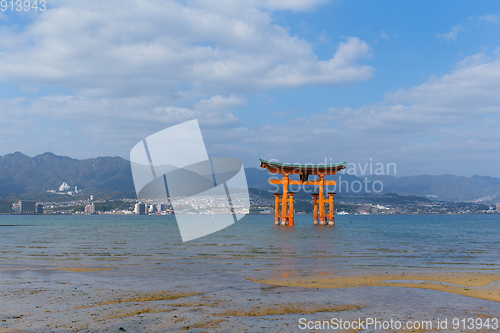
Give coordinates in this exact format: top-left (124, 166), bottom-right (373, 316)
top-left (1, 214), bottom-right (499, 276)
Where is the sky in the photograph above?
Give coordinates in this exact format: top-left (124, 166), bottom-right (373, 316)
top-left (0, 0), bottom-right (499, 177)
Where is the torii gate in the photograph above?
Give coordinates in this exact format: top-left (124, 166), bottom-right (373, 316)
top-left (260, 159), bottom-right (346, 227)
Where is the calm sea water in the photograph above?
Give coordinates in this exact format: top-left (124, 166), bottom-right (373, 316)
top-left (1, 214), bottom-right (499, 278)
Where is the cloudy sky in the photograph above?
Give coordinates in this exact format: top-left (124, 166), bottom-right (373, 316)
top-left (1, 0), bottom-right (499, 177)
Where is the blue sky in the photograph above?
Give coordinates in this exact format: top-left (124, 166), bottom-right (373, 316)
top-left (0, 0), bottom-right (499, 177)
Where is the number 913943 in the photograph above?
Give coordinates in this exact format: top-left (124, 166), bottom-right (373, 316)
top-left (1, 0), bottom-right (46, 11)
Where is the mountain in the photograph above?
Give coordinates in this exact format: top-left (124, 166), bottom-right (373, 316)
top-left (1, 152), bottom-right (500, 202)
top-left (365, 174), bottom-right (500, 202)
top-left (0, 152), bottom-right (134, 196)
top-left (246, 168), bottom-right (500, 202)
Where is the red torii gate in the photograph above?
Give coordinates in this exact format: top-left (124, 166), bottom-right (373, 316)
top-left (260, 159), bottom-right (346, 226)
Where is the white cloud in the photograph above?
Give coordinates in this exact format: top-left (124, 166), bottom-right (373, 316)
top-left (0, 93), bottom-right (248, 159)
top-left (153, 95), bottom-right (245, 127)
top-left (250, 37), bottom-right (373, 87)
top-left (253, 0), bottom-right (329, 11)
top-left (234, 52), bottom-right (500, 175)
top-left (479, 14), bottom-right (499, 23)
top-left (3, 1), bottom-right (498, 177)
top-left (0, 0), bottom-right (372, 99)
top-left (0, 0), bottom-right (379, 164)
top-left (387, 53), bottom-right (500, 112)
top-left (0, 0), bottom-right (377, 162)
top-left (494, 46), bottom-right (500, 58)
top-left (192, 0), bottom-right (329, 12)
top-left (436, 25), bottom-right (465, 41)
top-left (2, 49), bottom-right (500, 177)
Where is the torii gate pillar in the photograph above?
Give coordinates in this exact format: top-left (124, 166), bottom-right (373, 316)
top-left (274, 193), bottom-right (281, 225)
top-left (328, 192), bottom-right (336, 226)
top-left (288, 192), bottom-right (296, 226)
top-left (312, 194), bottom-right (319, 225)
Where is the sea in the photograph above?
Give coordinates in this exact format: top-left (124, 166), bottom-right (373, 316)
top-left (1, 214), bottom-right (499, 276)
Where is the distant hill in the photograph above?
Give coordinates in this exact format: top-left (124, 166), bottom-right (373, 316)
top-left (246, 168), bottom-right (500, 203)
top-left (0, 152), bottom-right (134, 196)
top-left (1, 152), bottom-right (500, 203)
top-left (365, 174), bottom-right (500, 202)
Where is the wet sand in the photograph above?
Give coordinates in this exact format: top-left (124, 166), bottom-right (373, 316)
top-left (54, 268), bottom-right (117, 272)
top-left (0, 267), bottom-right (366, 332)
top-left (251, 271), bottom-right (500, 302)
top-left (2, 267), bottom-right (500, 332)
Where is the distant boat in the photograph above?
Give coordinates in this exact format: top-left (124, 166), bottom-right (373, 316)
top-left (337, 211), bottom-right (349, 215)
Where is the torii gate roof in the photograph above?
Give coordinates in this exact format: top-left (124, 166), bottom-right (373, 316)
top-left (259, 158), bottom-right (346, 176)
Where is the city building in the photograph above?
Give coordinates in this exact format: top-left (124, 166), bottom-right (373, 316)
top-left (0, 200), bottom-right (12, 214)
top-left (134, 203), bottom-right (146, 214)
top-left (36, 204), bottom-right (44, 214)
top-left (496, 203), bottom-right (500, 212)
top-left (59, 182), bottom-right (70, 192)
top-left (147, 204), bottom-right (156, 213)
top-left (84, 203), bottom-right (95, 214)
top-left (47, 182), bottom-right (80, 196)
top-left (19, 200), bottom-right (36, 214)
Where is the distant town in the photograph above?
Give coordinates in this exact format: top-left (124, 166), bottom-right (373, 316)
top-left (1, 183), bottom-right (499, 216)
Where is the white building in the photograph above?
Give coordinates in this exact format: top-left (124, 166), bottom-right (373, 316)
top-left (85, 203), bottom-right (95, 214)
top-left (47, 182), bottom-right (80, 196)
top-left (134, 203), bottom-right (146, 214)
top-left (59, 182), bottom-right (71, 192)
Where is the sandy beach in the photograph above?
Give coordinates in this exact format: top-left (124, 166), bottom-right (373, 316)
top-left (2, 266), bottom-right (500, 332)
top-left (0, 266), bottom-right (367, 332)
